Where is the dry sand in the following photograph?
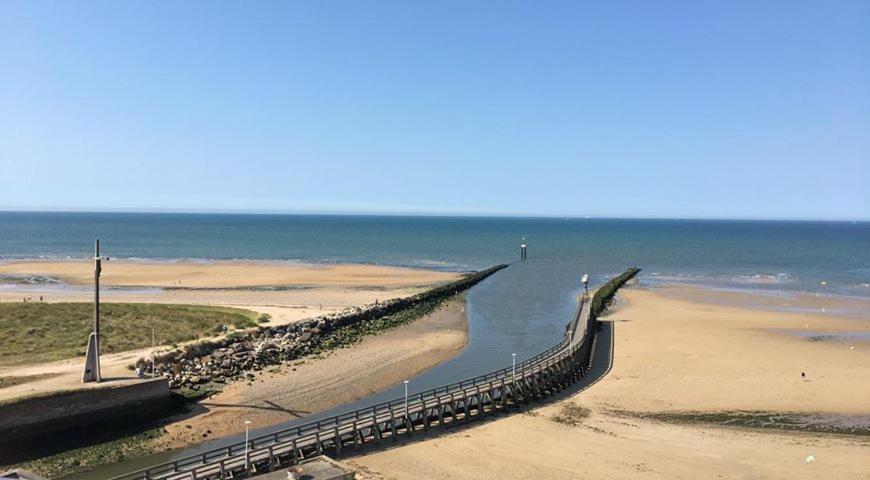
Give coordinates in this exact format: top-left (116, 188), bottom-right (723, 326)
top-left (349, 285), bottom-right (870, 479)
top-left (155, 297), bottom-right (468, 449)
top-left (589, 286), bottom-right (870, 414)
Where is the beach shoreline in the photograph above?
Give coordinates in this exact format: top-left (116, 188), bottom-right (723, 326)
top-left (349, 282), bottom-right (870, 479)
top-left (0, 259), bottom-right (461, 289)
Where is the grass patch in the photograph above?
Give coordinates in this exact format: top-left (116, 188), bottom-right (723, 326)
top-left (7, 426), bottom-right (165, 479)
top-left (0, 303), bottom-right (259, 366)
top-left (316, 296), bottom-right (449, 352)
top-left (619, 410), bottom-right (870, 436)
top-left (550, 403), bottom-right (591, 426)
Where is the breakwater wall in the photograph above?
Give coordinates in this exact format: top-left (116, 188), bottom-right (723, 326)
top-left (143, 265), bottom-right (508, 390)
top-left (590, 267), bottom-right (641, 320)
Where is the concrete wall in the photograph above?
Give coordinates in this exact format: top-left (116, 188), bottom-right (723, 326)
top-left (0, 378), bottom-right (171, 438)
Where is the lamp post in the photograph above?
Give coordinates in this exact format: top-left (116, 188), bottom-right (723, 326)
top-left (403, 380), bottom-right (410, 419)
top-left (244, 420), bottom-right (251, 471)
top-left (512, 353), bottom-right (517, 382)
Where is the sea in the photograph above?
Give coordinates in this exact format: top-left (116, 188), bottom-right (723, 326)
top-left (1, 212), bottom-right (868, 297)
top-left (2, 212), bottom-right (868, 478)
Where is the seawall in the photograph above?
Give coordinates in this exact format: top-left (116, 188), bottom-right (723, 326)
top-left (0, 378), bottom-right (172, 441)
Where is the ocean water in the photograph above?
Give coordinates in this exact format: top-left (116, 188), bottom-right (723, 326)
top-left (1, 212), bottom-right (868, 296)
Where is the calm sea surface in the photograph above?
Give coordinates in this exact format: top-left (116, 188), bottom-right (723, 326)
top-left (2, 212), bottom-right (868, 479)
top-left (1, 212), bottom-right (868, 296)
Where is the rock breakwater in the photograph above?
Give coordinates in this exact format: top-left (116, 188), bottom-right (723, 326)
top-left (137, 265), bottom-right (507, 390)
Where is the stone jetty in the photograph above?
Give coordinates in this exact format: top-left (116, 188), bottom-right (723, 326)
top-left (137, 265), bottom-right (507, 390)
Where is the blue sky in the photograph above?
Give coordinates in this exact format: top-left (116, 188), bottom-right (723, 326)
top-left (1, 1), bottom-right (868, 220)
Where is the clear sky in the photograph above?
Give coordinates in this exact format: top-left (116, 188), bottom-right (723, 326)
top-left (1, 1), bottom-right (868, 220)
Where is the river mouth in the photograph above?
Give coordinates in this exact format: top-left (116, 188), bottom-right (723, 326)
top-left (56, 259), bottom-right (591, 480)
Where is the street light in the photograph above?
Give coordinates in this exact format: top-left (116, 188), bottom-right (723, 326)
top-left (244, 420), bottom-right (252, 471)
top-left (403, 380), bottom-right (410, 419)
top-left (512, 353), bottom-right (517, 382)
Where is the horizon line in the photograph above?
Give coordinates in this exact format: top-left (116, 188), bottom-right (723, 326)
top-left (0, 207), bottom-right (867, 223)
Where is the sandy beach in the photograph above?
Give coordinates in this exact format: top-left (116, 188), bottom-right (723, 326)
top-left (349, 285), bottom-right (870, 479)
top-left (0, 260), bottom-right (460, 322)
top-left (155, 296), bottom-right (468, 449)
top-left (0, 260), bottom-right (459, 289)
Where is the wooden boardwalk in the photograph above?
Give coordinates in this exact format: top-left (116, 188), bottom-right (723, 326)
top-left (112, 283), bottom-right (603, 480)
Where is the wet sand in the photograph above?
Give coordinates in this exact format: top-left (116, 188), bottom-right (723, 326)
top-left (350, 285), bottom-right (870, 479)
top-left (0, 260), bottom-right (459, 289)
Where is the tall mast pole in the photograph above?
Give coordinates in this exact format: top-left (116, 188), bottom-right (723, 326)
top-left (94, 239), bottom-right (101, 347)
top-left (83, 239), bottom-right (103, 382)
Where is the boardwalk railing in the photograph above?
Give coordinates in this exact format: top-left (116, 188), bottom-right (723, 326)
top-left (110, 268), bottom-right (639, 480)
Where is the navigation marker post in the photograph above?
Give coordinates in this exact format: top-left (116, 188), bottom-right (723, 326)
top-left (520, 237), bottom-right (527, 260)
top-left (83, 239), bottom-right (107, 383)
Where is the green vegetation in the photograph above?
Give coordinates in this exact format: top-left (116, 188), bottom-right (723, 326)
top-left (9, 426), bottom-right (165, 479)
top-left (550, 403), bottom-right (591, 426)
top-left (590, 267), bottom-right (641, 319)
top-left (317, 296), bottom-right (449, 352)
top-left (628, 410), bottom-right (870, 436)
top-left (0, 303), bottom-right (259, 366)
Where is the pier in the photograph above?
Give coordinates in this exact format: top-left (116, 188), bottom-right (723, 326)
top-left (109, 268), bottom-right (638, 480)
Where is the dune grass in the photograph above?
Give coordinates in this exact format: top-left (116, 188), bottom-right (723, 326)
top-left (0, 303), bottom-right (258, 366)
